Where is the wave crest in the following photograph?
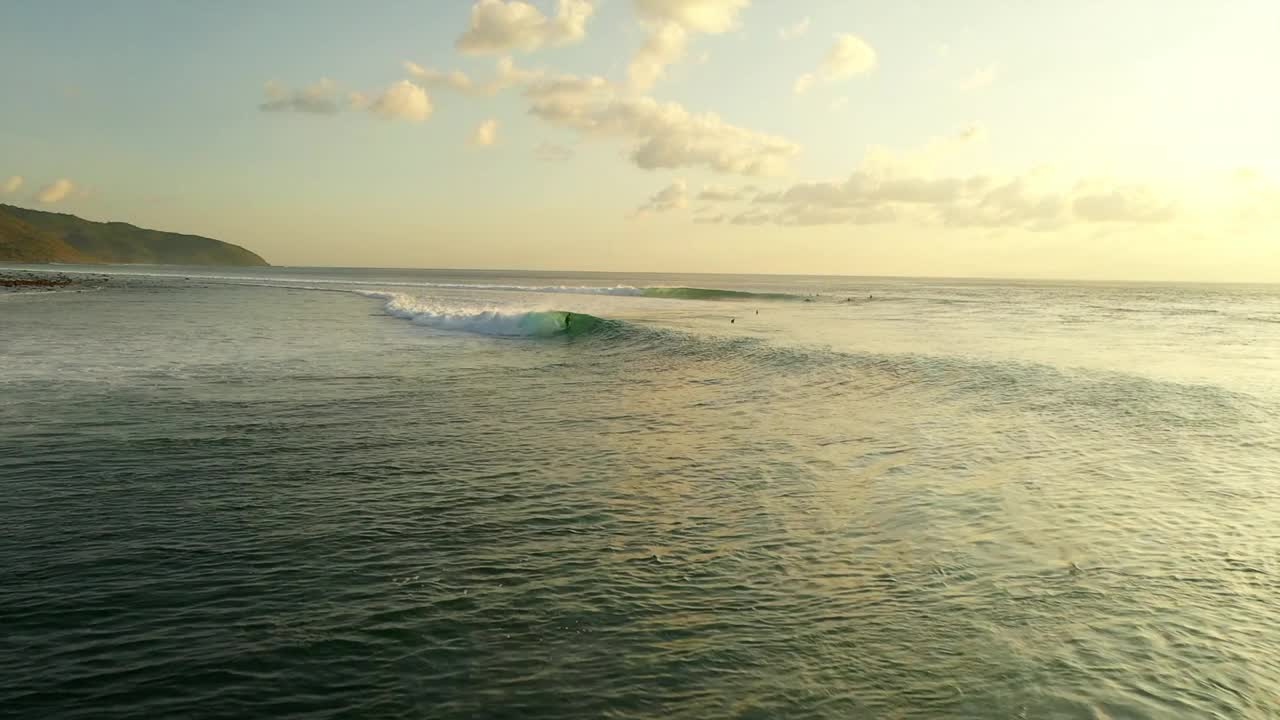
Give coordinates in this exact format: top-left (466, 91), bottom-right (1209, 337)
top-left (362, 292), bottom-right (609, 337)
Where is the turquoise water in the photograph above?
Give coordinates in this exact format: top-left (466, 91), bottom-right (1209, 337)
top-left (2, 265), bottom-right (1279, 718)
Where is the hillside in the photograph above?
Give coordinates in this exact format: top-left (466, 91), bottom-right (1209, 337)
top-left (0, 204), bottom-right (268, 266)
top-left (0, 210), bottom-right (88, 263)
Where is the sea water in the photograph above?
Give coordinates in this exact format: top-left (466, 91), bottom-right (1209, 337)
top-left (2, 265), bottom-right (1279, 718)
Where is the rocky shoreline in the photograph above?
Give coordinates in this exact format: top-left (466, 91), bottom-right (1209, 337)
top-left (0, 269), bottom-right (111, 293)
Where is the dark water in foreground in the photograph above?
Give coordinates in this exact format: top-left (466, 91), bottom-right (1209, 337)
top-left (2, 266), bottom-right (1279, 718)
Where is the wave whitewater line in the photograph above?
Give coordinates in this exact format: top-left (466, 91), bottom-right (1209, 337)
top-left (359, 289), bottom-right (1276, 429)
top-left (199, 281), bottom-right (1280, 425)
top-left (359, 291), bottom-right (614, 338)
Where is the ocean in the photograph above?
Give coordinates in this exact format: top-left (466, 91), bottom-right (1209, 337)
top-left (2, 264), bottom-right (1278, 718)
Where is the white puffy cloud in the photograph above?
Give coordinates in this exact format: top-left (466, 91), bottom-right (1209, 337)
top-left (259, 78), bottom-right (342, 114)
top-left (628, 22), bottom-right (689, 91)
top-left (524, 71), bottom-right (800, 174)
top-left (404, 61), bottom-right (478, 94)
top-left (403, 56), bottom-right (544, 99)
top-left (956, 64), bottom-right (997, 92)
top-left (1, 176), bottom-right (22, 194)
top-left (794, 33), bottom-right (877, 95)
top-left (637, 179), bottom-right (689, 213)
top-left (34, 178), bottom-right (75, 204)
top-left (633, 0), bottom-right (747, 32)
top-left (370, 80), bottom-right (432, 122)
top-left (470, 118), bottom-right (499, 146)
top-left (391, 53), bottom-right (798, 175)
top-left (628, 0), bottom-right (750, 90)
top-left (779, 16), bottom-right (810, 41)
top-left (457, 0), bottom-right (595, 54)
top-left (535, 142), bottom-right (574, 162)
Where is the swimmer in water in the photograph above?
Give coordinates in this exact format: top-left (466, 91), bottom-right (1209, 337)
top-left (730, 318), bottom-right (735, 324)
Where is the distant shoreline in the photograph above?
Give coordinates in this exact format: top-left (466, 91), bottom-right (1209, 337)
top-left (0, 268), bottom-right (112, 294)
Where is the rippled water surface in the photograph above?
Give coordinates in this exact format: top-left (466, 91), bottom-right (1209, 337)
top-left (2, 265), bottom-right (1279, 718)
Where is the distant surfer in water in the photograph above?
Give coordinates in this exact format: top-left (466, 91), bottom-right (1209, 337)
top-left (564, 312), bottom-right (573, 330)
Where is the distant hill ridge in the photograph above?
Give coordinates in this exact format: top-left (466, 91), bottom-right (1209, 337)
top-left (0, 204), bottom-right (268, 266)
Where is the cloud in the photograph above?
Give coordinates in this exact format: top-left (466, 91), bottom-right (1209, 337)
top-left (34, 178), bottom-right (75, 204)
top-left (470, 118), bottom-right (499, 146)
top-left (369, 80), bottom-right (432, 122)
top-left (628, 0), bottom-right (750, 91)
top-left (403, 55), bottom-right (544, 99)
top-left (956, 64), bottom-right (997, 92)
top-left (403, 55), bottom-right (797, 174)
top-left (1, 176), bottom-right (22, 194)
top-left (649, 129), bottom-right (1180, 230)
top-left (730, 208), bottom-right (772, 225)
top-left (524, 70), bottom-right (801, 174)
top-left (941, 177), bottom-right (1067, 229)
top-left (535, 142), bottom-right (574, 162)
top-left (1072, 184), bottom-right (1178, 223)
top-left (634, 0), bottom-right (747, 31)
top-left (637, 179), bottom-right (689, 213)
top-left (348, 91), bottom-right (371, 110)
top-left (404, 61), bottom-right (478, 94)
top-left (629, 21), bottom-right (689, 91)
top-left (698, 183), bottom-right (756, 202)
top-left (457, 0), bottom-right (595, 54)
top-left (795, 33), bottom-right (877, 95)
top-left (741, 170), bottom-right (1178, 229)
top-left (779, 16), bottom-right (810, 41)
top-left (259, 78), bottom-right (342, 114)
top-left (564, 97), bottom-right (797, 175)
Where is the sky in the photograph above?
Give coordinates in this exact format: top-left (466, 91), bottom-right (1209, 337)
top-left (1, 0), bottom-right (1278, 280)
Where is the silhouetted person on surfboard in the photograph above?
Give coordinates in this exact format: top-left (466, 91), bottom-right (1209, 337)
top-left (564, 312), bottom-right (573, 331)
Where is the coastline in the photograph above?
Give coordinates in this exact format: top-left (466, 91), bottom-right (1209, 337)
top-left (0, 268), bottom-right (111, 295)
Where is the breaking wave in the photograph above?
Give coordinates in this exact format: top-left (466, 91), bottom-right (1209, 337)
top-left (360, 291), bottom-right (612, 337)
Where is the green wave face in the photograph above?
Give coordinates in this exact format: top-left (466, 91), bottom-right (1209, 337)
top-left (540, 311), bottom-right (612, 337)
top-left (641, 287), bottom-right (800, 301)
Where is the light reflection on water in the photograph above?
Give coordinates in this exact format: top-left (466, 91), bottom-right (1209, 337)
top-left (1, 267), bottom-right (1278, 718)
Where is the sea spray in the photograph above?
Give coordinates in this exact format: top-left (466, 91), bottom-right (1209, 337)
top-left (361, 291), bottom-right (607, 337)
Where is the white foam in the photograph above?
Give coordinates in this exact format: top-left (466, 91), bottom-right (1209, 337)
top-left (360, 291), bottom-right (568, 337)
